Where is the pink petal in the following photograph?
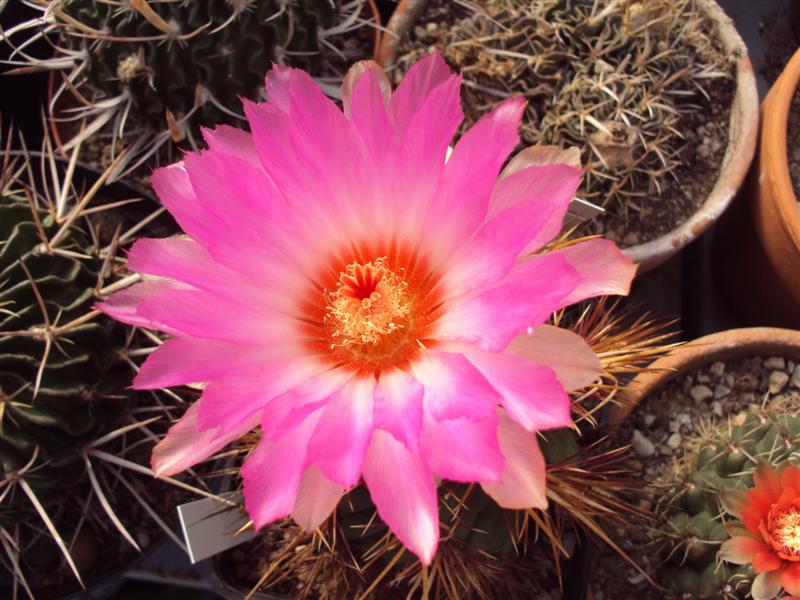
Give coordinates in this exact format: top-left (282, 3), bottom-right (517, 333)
top-left (242, 413), bottom-right (320, 529)
top-left (201, 124), bottom-right (259, 166)
top-left (420, 411), bottom-right (504, 482)
top-left (444, 163), bottom-right (581, 295)
top-left (434, 253), bottom-right (580, 352)
top-left (387, 51), bottom-right (456, 129)
top-left (363, 430), bottom-right (439, 564)
top-left (548, 238), bottom-right (636, 307)
top-left (719, 536), bottom-right (771, 565)
top-left (410, 350), bottom-right (500, 421)
top-left (507, 325), bottom-right (602, 391)
top-left (133, 337), bottom-right (279, 389)
top-left (306, 377), bottom-right (375, 487)
top-left (96, 279), bottom-right (183, 334)
top-left (481, 412), bottom-right (548, 510)
top-left (151, 402), bottom-right (259, 476)
top-left (374, 369), bottom-right (424, 451)
top-left (424, 97), bottom-right (526, 254)
top-left (341, 60), bottom-right (390, 119)
top-left (292, 466), bottom-right (345, 532)
top-left (500, 145), bottom-right (582, 179)
top-left (454, 344), bottom-right (572, 432)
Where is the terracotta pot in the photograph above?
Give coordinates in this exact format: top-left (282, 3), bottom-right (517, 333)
top-left (714, 46), bottom-right (800, 329)
top-left (608, 328), bottom-right (800, 429)
top-left (378, 0), bottom-right (759, 275)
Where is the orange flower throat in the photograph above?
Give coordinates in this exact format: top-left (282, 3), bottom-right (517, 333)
top-left (768, 504), bottom-right (800, 560)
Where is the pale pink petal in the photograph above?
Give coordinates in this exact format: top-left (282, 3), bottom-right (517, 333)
top-left (481, 412), bottom-right (548, 510)
top-left (341, 60), bottom-right (390, 119)
top-left (508, 325), bottom-right (602, 391)
top-left (410, 350), bottom-right (500, 421)
top-left (500, 145), bottom-right (582, 180)
top-left (434, 253), bottom-right (580, 352)
top-left (420, 411), bottom-right (503, 482)
top-left (444, 163), bottom-right (581, 295)
top-left (151, 402), bottom-right (259, 476)
top-left (133, 337), bottom-right (279, 389)
top-left (387, 51), bottom-right (456, 129)
top-left (719, 536), bottom-right (771, 565)
top-left (292, 466), bottom-right (346, 532)
top-left (96, 279), bottom-right (183, 335)
top-left (363, 430), bottom-right (439, 565)
top-left (454, 344), bottom-right (572, 432)
top-left (424, 97), bottom-right (527, 253)
top-left (549, 238), bottom-right (637, 307)
top-left (306, 377), bottom-right (375, 487)
top-left (374, 369), bottom-right (424, 451)
top-left (242, 413), bottom-right (320, 529)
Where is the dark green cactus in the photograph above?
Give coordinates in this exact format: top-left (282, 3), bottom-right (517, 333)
top-left (0, 194), bottom-right (130, 519)
top-left (653, 405), bottom-right (800, 599)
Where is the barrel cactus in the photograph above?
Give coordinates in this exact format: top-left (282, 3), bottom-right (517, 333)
top-left (3, 0), bottom-right (376, 179)
top-left (654, 402), bottom-right (800, 599)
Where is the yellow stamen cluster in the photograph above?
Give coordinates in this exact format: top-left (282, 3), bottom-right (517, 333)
top-left (324, 257), bottom-right (411, 348)
top-left (773, 509), bottom-right (800, 557)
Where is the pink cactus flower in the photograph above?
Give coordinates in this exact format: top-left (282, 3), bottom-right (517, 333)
top-left (98, 53), bottom-right (636, 564)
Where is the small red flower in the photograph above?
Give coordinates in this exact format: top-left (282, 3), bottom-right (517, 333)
top-left (720, 462), bottom-right (800, 599)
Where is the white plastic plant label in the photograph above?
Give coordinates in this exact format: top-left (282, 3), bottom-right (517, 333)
top-left (177, 494), bottom-right (255, 563)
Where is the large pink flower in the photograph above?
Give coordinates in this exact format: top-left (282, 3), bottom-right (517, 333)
top-left (98, 53), bottom-right (635, 564)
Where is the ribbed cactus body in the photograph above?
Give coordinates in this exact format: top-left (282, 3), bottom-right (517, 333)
top-left (655, 406), bottom-right (800, 599)
top-left (0, 197), bottom-right (129, 515)
top-left (61, 0), bottom-right (340, 133)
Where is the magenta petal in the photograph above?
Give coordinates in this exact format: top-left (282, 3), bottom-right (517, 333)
top-left (410, 350), bottom-right (500, 421)
top-left (425, 97), bottom-right (527, 253)
top-left (133, 338), bottom-right (278, 389)
top-left (435, 253), bottom-right (580, 352)
top-left (151, 402), bottom-right (259, 476)
top-left (455, 344), bottom-right (572, 432)
top-left (96, 279), bottom-right (182, 335)
top-left (341, 60), bottom-right (391, 119)
top-left (292, 466), bottom-right (345, 532)
top-left (363, 430), bottom-right (439, 564)
top-left (388, 51), bottom-right (455, 129)
top-left (373, 369), bottom-right (424, 451)
top-left (242, 413), bottom-right (320, 529)
top-left (420, 411), bottom-right (503, 482)
top-left (201, 125), bottom-right (259, 166)
top-left (481, 412), bottom-right (548, 510)
top-left (550, 238), bottom-right (637, 307)
top-left (306, 377), bottom-right (375, 487)
top-left (508, 325), bottom-right (602, 391)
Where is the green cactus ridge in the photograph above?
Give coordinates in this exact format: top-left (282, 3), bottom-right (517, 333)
top-left (654, 404), bottom-right (800, 599)
top-left (59, 0), bottom-right (342, 140)
top-left (0, 196), bottom-right (131, 520)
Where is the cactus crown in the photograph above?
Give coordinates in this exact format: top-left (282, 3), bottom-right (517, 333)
top-left (655, 399), bottom-right (800, 599)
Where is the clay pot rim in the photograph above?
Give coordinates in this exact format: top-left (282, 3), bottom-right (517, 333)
top-left (378, 0), bottom-right (759, 274)
top-left (760, 46), bottom-right (800, 250)
top-left (608, 327), bottom-right (800, 427)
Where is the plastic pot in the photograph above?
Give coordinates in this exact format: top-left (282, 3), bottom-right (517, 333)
top-left (378, 0), bottom-right (759, 275)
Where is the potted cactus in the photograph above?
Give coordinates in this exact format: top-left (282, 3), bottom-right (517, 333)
top-left (596, 328), bottom-right (800, 598)
top-left (1, 0), bottom-right (381, 181)
top-left (379, 0), bottom-right (759, 274)
top-left (0, 136), bottom-right (217, 598)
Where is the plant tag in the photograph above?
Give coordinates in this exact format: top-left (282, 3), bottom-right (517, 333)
top-left (567, 197), bottom-right (604, 221)
top-left (177, 494), bottom-right (254, 563)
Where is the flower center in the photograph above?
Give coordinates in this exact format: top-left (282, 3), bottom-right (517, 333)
top-left (769, 507), bottom-right (800, 560)
top-left (324, 257), bottom-right (411, 347)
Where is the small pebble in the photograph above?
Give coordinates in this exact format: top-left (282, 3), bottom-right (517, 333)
top-left (632, 430), bottom-right (655, 457)
top-left (667, 432), bottom-right (682, 449)
top-left (690, 384), bottom-right (713, 403)
top-left (709, 361), bottom-right (726, 377)
top-left (765, 357), bottom-right (786, 370)
top-left (711, 401), bottom-right (723, 417)
top-left (770, 370), bottom-right (790, 394)
top-left (789, 360), bottom-right (796, 372)
top-left (791, 365), bottom-right (800, 390)
top-left (644, 414), bottom-right (656, 427)
top-left (623, 232), bottom-right (639, 246)
top-left (714, 384), bottom-right (731, 399)
top-left (697, 373), bottom-right (711, 384)
top-left (659, 444), bottom-right (673, 456)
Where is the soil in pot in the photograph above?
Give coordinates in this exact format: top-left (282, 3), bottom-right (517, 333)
top-left (591, 355), bottom-right (800, 598)
top-left (391, 0), bottom-right (735, 249)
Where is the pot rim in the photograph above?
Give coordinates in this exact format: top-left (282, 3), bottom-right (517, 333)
top-left (608, 327), bottom-right (800, 427)
top-left (378, 0), bottom-right (759, 274)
